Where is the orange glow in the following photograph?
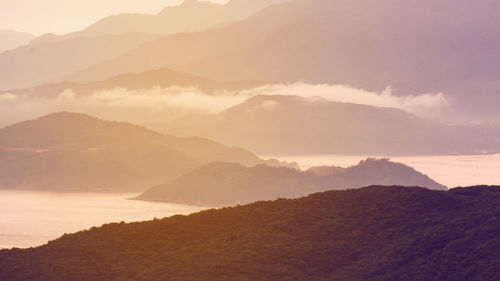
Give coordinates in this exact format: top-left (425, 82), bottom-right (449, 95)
top-left (0, 0), bottom-right (228, 35)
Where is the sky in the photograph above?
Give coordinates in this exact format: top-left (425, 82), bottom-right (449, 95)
top-left (0, 0), bottom-right (227, 36)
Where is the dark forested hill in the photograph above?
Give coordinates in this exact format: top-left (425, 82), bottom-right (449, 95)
top-left (0, 112), bottom-right (261, 191)
top-left (136, 158), bottom-right (446, 206)
top-left (1, 186), bottom-right (499, 281)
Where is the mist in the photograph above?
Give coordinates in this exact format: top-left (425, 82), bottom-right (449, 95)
top-left (239, 83), bottom-right (449, 118)
top-left (0, 83), bottom-right (449, 129)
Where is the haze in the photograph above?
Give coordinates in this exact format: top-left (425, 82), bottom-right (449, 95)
top-left (0, 83), bottom-right (449, 129)
top-left (0, 0), bottom-right (227, 35)
top-left (0, 0), bottom-right (499, 276)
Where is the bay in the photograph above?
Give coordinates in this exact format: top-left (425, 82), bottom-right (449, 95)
top-left (0, 190), bottom-right (208, 249)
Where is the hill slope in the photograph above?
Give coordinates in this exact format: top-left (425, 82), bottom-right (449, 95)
top-left (0, 186), bottom-right (498, 281)
top-left (136, 159), bottom-right (446, 206)
top-left (4, 68), bottom-right (265, 98)
top-left (69, 0), bottom-right (500, 122)
top-left (166, 95), bottom-right (500, 155)
top-left (0, 0), bottom-right (286, 91)
top-left (0, 112), bottom-right (261, 191)
top-left (67, 0), bottom-right (289, 38)
top-left (0, 30), bottom-right (34, 53)
top-left (0, 33), bottom-right (157, 90)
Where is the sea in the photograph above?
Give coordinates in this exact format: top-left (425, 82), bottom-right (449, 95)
top-left (1, 153), bottom-right (499, 249)
top-left (266, 153), bottom-right (500, 188)
top-left (0, 191), bottom-right (207, 249)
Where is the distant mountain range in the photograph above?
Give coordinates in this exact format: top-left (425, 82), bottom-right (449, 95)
top-left (2, 0), bottom-right (500, 122)
top-left (166, 95), bottom-right (500, 156)
top-left (1, 185), bottom-right (498, 280)
top-left (0, 0), bottom-right (286, 91)
top-left (0, 112), bottom-right (261, 191)
top-left (0, 33), bottom-right (157, 90)
top-left (0, 30), bottom-right (34, 54)
top-left (57, 0), bottom-right (289, 39)
top-left (4, 68), bottom-right (265, 98)
top-left (0, 111), bottom-right (450, 193)
top-left (64, 0), bottom-right (500, 123)
top-left (135, 159), bottom-right (446, 206)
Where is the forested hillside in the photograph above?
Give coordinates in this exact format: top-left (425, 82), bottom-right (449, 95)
top-left (1, 185), bottom-right (498, 281)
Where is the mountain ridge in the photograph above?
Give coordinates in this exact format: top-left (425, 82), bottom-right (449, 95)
top-left (65, 0), bottom-right (500, 123)
top-left (0, 0), bottom-right (289, 91)
top-left (135, 158), bottom-right (446, 206)
top-left (0, 112), bottom-right (262, 191)
top-left (1, 185), bottom-right (498, 280)
top-left (0, 30), bottom-right (35, 54)
top-left (2, 68), bottom-right (267, 97)
top-left (165, 94), bottom-right (500, 156)
top-left (34, 0), bottom-right (289, 41)
top-left (0, 32), bottom-right (158, 90)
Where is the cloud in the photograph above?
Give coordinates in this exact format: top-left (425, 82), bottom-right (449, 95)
top-left (0, 93), bottom-right (19, 101)
top-left (72, 87), bottom-right (244, 113)
top-left (0, 83), bottom-right (449, 129)
top-left (239, 83), bottom-right (449, 117)
top-left (246, 100), bottom-right (278, 113)
top-left (0, 87), bottom-right (247, 128)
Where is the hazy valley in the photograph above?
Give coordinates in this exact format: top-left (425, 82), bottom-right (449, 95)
top-left (0, 0), bottom-right (499, 280)
top-left (0, 112), bottom-right (262, 191)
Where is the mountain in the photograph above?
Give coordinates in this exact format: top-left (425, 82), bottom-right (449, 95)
top-left (0, 33), bottom-right (157, 90)
top-left (0, 30), bottom-right (34, 53)
top-left (165, 95), bottom-right (500, 156)
top-left (67, 0), bottom-right (500, 123)
top-left (60, 0), bottom-right (290, 39)
top-left (1, 186), bottom-right (499, 281)
top-left (3, 68), bottom-right (265, 98)
top-left (135, 158), bottom-right (446, 206)
top-left (0, 112), bottom-right (261, 191)
top-left (0, 0), bottom-right (286, 91)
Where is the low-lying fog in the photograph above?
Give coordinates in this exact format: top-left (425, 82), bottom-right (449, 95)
top-left (0, 82), bottom-right (451, 129)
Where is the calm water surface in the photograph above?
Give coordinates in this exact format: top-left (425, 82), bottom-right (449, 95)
top-left (2, 154), bottom-right (499, 249)
top-left (0, 191), bottom-right (208, 249)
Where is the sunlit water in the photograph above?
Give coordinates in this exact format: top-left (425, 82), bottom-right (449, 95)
top-left (265, 154), bottom-right (500, 188)
top-left (0, 191), bottom-right (208, 249)
top-left (2, 154), bottom-right (499, 249)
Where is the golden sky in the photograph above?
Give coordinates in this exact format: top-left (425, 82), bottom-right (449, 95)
top-left (0, 0), bottom-right (227, 35)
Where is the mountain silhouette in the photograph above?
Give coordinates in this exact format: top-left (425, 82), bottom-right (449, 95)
top-left (166, 95), bottom-right (500, 155)
top-left (0, 112), bottom-right (261, 191)
top-left (0, 30), bottom-right (34, 54)
top-left (0, 0), bottom-right (286, 91)
top-left (3, 68), bottom-right (266, 98)
top-left (67, 0), bottom-right (500, 123)
top-left (1, 185), bottom-right (498, 280)
top-left (135, 158), bottom-right (446, 206)
top-left (0, 33), bottom-right (157, 90)
top-left (62, 0), bottom-right (289, 38)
